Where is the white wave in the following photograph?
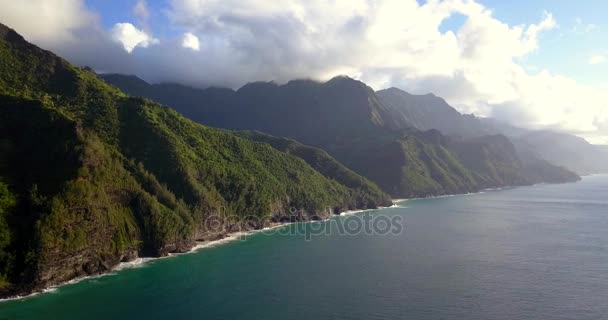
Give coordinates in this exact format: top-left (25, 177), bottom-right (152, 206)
top-left (114, 257), bottom-right (155, 271)
top-left (0, 273), bottom-right (114, 302)
top-left (190, 232), bottom-right (250, 252)
top-left (339, 209), bottom-right (365, 216)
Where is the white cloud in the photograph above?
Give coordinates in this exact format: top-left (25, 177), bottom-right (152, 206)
top-left (111, 1), bottom-right (158, 53)
top-left (0, 0), bottom-right (607, 143)
top-left (0, 0), bottom-right (96, 46)
top-left (111, 22), bottom-right (158, 53)
top-left (182, 32), bottom-right (200, 51)
top-left (571, 17), bottom-right (599, 34)
top-left (0, 0), bottom-right (134, 72)
top-left (134, 0), bottom-right (151, 31)
top-left (589, 55), bottom-right (606, 65)
top-left (159, 0), bottom-right (608, 143)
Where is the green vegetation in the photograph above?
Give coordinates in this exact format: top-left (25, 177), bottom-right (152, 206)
top-left (102, 73), bottom-right (579, 199)
top-left (235, 131), bottom-right (391, 208)
top-left (0, 23), bottom-right (390, 296)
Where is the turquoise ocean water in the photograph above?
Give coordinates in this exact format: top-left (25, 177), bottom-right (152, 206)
top-left (1, 175), bottom-right (607, 319)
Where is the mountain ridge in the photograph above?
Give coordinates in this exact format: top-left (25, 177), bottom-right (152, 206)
top-left (376, 87), bottom-right (608, 175)
top-left (101, 73), bottom-right (580, 199)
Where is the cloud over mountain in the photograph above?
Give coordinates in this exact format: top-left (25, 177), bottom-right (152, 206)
top-left (0, 0), bottom-right (606, 143)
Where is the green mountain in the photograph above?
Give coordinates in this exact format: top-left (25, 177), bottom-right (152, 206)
top-left (102, 74), bottom-right (580, 198)
top-left (0, 23), bottom-right (391, 297)
top-left (377, 87), bottom-right (608, 175)
top-left (234, 131), bottom-right (390, 206)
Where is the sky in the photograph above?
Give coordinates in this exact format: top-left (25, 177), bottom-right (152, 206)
top-left (0, 0), bottom-right (607, 143)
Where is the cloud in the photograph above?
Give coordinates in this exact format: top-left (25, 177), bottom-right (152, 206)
top-left (571, 17), bottom-right (599, 34)
top-left (0, 0), bottom-right (607, 143)
top-left (134, 0), bottom-right (151, 31)
top-left (0, 0), bottom-right (96, 46)
top-left (181, 32), bottom-right (200, 51)
top-left (0, 0), bottom-right (134, 72)
top-left (589, 55), bottom-right (606, 65)
top-left (111, 22), bottom-right (158, 53)
top-left (111, 1), bottom-right (158, 53)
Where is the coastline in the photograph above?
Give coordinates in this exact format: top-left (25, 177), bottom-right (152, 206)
top-left (0, 180), bottom-right (572, 302)
top-left (0, 222), bottom-right (292, 302)
top-left (387, 178), bottom-right (582, 204)
top-left (390, 185), bottom-right (522, 203)
top-left (0, 205), bottom-right (392, 302)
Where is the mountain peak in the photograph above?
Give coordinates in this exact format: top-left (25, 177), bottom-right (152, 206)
top-left (326, 75), bottom-right (367, 87)
top-left (237, 81), bottom-right (279, 93)
top-left (328, 75), bottom-right (355, 82)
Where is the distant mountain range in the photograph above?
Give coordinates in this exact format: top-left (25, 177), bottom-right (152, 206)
top-left (101, 74), bottom-right (580, 198)
top-left (375, 87), bottom-right (608, 175)
top-left (377, 87), bottom-right (502, 137)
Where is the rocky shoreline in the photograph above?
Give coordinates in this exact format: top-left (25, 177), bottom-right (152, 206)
top-left (0, 205), bottom-right (375, 300)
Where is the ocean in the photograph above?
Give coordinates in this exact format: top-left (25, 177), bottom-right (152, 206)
top-left (1, 175), bottom-right (607, 320)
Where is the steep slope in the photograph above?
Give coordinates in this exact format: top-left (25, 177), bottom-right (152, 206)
top-left (337, 130), bottom-right (480, 197)
top-left (234, 131), bottom-right (391, 206)
top-left (102, 75), bottom-right (580, 198)
top-left (377, 87), bottom-right (499, 137)
top-left (100, 74), bottom-right (236, 127)
top-left (377, 87), bottom-right (534, 138)
top-left (0, 23), bottom-right (390, 297)
top-left (377, 87), bottom-right (607, 175)
top-left (447, 134), bottom-right (578, 187)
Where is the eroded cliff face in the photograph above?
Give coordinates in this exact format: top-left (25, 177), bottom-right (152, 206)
top-left (6, 192), bottom-right (352, 298)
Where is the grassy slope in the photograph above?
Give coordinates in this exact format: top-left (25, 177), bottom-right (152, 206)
top-left (235, 131), bottom-right (391, 207)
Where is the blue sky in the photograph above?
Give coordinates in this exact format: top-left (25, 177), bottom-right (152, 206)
top-left (85, 0), bottom-right (607, 88)
top-left (477, 0), bottom-right (608, 87)
top-left (427, 0), bottom-right (607, 88)
top-left (86, 0), bottom-right (177, 38)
